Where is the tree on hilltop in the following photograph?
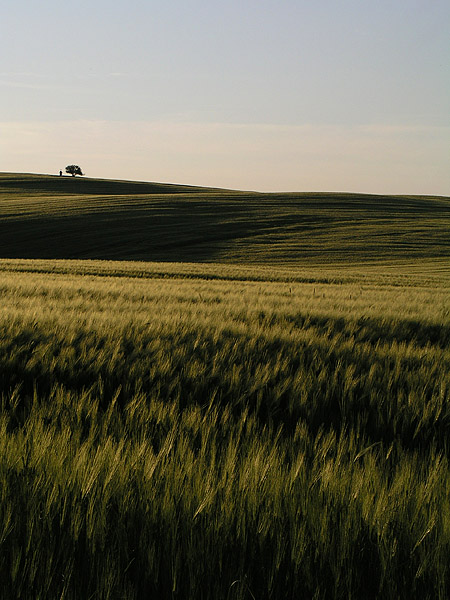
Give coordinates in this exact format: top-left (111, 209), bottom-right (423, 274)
top-left (65, 165), bottom-right (84, 177)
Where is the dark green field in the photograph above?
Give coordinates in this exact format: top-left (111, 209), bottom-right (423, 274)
top-left (1, 172), bottom-right (449, 264)
top-left (0, 173), bottom-right (449, 599)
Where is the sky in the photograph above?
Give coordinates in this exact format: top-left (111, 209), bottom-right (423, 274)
top-left (1, 0), bottom-right (449, 194)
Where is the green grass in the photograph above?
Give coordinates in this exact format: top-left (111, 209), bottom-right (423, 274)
top-left (1, 172), bottom-right (449, 264)
top-left (1, 174), bottom-right (449, 598)
top-left (0, 260), bottom-right (449, 599)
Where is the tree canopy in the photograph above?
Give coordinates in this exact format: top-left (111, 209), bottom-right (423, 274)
top-left (65, 165), bottom-right (84, 177)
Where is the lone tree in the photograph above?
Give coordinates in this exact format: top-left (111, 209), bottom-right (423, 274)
top-left (65, 165), bottom-right (84, 177)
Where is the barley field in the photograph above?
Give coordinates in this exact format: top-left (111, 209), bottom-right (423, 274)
top-left (0, 257), bottom-right (449, 599)
top-left (1, 174), bottom-right (450, 598)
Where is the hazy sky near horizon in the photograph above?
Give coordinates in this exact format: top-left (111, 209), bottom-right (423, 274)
top-left (1, 0), bottom-right (449, 193)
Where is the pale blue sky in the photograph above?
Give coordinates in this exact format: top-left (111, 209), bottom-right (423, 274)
top-left (1, 0), bottom-right (449, 193)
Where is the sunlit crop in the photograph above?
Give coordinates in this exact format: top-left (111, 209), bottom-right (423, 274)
top-left (0, 259), bottom-right (449, 599)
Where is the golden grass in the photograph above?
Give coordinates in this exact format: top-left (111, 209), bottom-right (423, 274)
top-left (1, 174), bottom-right (449, 598)
top-left (0, 259), bottom-right (449, 598)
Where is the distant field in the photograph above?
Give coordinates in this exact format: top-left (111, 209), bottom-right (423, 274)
top-left (1, 174), bottom-right (449, 598)
top-left (1, 172), bottom-right (449, 264)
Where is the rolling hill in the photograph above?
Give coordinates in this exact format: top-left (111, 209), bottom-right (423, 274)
top-left (1, 172), bottom-right (449, 266)
top-left (1, 173), bottom-right (450, 599)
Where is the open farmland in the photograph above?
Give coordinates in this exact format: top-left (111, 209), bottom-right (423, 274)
top-left (0, 174), bottom-right (449, 599)
top-left (1, 173), bottom-right (449, 264)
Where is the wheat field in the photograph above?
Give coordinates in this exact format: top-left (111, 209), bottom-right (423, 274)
top-left (1, 173), bottom-right (449, 264)
top-left (0, 256), bottom-right (449, 599)
top-left (1, 174), bottom-right (450, 598)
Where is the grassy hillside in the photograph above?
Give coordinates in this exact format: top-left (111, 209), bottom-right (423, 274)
top-left (1, 172), bottom-right (449, 264)
top-left (1, 174), bottom-right (449, 598)
top-left (0, 172), bottom-right (222, 196)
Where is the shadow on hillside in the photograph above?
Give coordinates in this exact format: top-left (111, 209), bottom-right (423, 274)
top-left (1, 177), bottom-right (449, 263)
top-left (0, 175), bottom-right (220, 196)
top-left (0, 199), bottom-right (260, 262)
